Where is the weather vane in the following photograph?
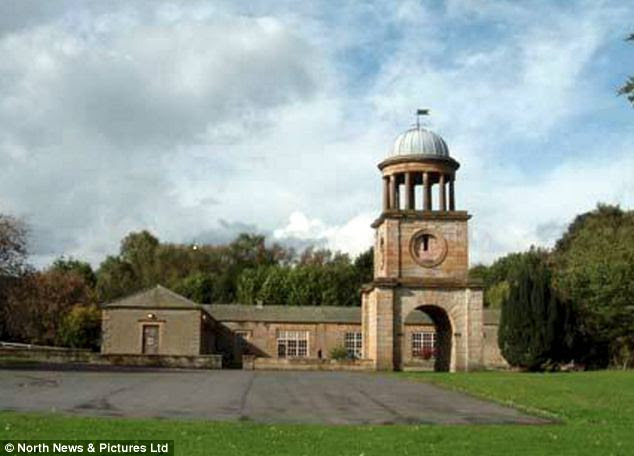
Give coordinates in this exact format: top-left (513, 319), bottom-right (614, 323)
top-left (416, 108), bottom-right (430, 128)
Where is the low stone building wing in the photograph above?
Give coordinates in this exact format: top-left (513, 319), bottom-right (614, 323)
top-left (101, 285), bottom-right (216, 358)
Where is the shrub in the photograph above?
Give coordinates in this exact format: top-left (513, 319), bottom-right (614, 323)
top-left (329, 346), bottom-right (350, 360)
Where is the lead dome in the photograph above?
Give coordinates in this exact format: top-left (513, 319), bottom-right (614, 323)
top-left (390, 126), bottom-right (449, 158)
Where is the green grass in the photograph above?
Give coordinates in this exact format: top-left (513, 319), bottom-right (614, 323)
top-left (1, 371), bottom-right (633, 455)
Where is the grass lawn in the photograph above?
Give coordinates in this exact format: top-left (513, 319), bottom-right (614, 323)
top-left (1, 370), bottom-right (633, 455)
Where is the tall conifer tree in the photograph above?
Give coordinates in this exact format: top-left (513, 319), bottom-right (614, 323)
top-left (499, 250), bottom-right (574, 371)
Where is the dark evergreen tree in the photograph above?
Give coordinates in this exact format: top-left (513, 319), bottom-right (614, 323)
top-left (498, 250), bottom-right (574, 371)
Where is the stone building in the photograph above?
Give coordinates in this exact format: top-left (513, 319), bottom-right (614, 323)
top-left (102, 285), bottom-right (215, 356)
top-left (100, 120), bottom-right (506, 371)
top-left (361, 122), bottom-right (487, 371)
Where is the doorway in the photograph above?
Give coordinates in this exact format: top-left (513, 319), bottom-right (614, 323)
top-left (404, 305), bottom-right (452, 372)
top-left (142, 324), bottom-right (159, 354)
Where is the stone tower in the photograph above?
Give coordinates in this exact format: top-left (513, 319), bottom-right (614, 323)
top-left (361, 116), bottom-right (484, 371)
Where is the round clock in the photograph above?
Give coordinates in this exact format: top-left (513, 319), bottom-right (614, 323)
top-left (409, 229), bottom-right (448, 268)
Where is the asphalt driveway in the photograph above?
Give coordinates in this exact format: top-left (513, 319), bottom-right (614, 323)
top-left (0, 367), bottom-right (546, 425)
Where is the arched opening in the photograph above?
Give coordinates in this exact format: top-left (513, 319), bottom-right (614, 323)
top-left (403, 305), bottom-right (452, 372)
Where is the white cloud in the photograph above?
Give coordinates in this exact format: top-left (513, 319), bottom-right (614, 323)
top-left (0, 7), bottom-right (329, 265)
top-left (274, 212), bottom-right (374, 258)
top-left (0, 0), bottom-right (632, 270)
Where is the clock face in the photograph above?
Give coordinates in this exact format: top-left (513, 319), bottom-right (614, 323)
top-left (409, 229), bottom-right (448, 268)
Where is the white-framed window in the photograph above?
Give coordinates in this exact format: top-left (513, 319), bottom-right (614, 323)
top-left (412, 331), bottom-right (436, 358)
top-left (277, 331), bottom-right (309, 358)
top-left (344, 332), bottom-right (363, 359)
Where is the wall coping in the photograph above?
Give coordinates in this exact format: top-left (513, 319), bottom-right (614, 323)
top-left (362, 277), bottom-right (484, 293)
top-left (371, 210), bottom-right (471, 228)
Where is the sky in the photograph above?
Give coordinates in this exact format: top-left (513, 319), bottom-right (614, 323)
top-left (0, 0), bottom-right (632, 268)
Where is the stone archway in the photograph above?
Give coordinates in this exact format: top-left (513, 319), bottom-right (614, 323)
top-left (403, 305), bottom-right (453, 372)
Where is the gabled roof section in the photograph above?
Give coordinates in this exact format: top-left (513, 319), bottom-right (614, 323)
top-left (102, 285), bottom-right (201, 310)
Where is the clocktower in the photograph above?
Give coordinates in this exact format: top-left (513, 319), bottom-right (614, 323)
top-left (361, 113), bottom-right (484, 371)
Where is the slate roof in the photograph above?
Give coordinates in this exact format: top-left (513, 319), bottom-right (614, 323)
top-left (203, 304), bottom-right (362, 324)
top-left (204, 304), bottom-right (435, 325)
top-left (102, 285), bottom-right (201, 310)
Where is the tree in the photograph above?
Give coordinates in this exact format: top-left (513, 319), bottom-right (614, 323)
top-left (120, 230), bottom-right (160, 287)
top-left (93, 230), bottom-right (367, 307)
top-left (485, 281), bottom-right (510, 309)
top-left (4, 269), bottom-right (96, 345)
top-left (298, 247), bottom-right (334, 266)
top-left (354, 247), bottom-right (374, 285)
top-left (553, 204), bottom-right (634, 368)
top-left (320, 263), bottom-right (360, 307)
top-left (258, 267), bottom-right (291, 305)
top-left (468, 264), bottom-right (488, 283)
top-left (498, 249), bottom-right (575, 371)
top-left (618, 34), bottom-right (634, 105)
top-left (96, 256), bottom-right (138, 302)
top-left (287, 266), bottom-right (322, 306)
top-left (174, 272), bottom-right (216, 303)
top-left (236, 267), bottom-right (271, 305)
top-left (59, 304), bottom-right (101, 350)
top-left (229, 233), bottom-right (266, 267)
top-left (0, 214), bottom-right (28, 277)
top-left (52, 257), bottom-right (96, 288)
top-left (470, 252), bottom-right (527, 307)
top-left (0, 214), bottom-right (29, 339)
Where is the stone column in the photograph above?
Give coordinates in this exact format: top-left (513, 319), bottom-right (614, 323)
top-left (449, 178), bottom-right (455, 211)
top-left (383, 176), bottom-right (390, 211)
top-left (389, 174), bottom-right (397, 210)
top-left (439, 173), bottom-right (446, 211)
top-left (423, 172), bottom-right (431, 210)
top-left (404, 172), bottom-right (413, 210)
top-left (396, 174), bottom-right (401, 209)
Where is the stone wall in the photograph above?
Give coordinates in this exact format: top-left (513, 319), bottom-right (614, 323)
top-left (0, 346), bottom-right (101, 364)
top-left (466, 288), bottom-right (484, 370)
top-left (483, 323), bottom-right (509, 368)
top-left (251, 356), bottom-right (374, 371)
top-left (218, 320), bottom-right (364, 361)
top-left (103, 354), bottom-right (222, 369)
top-left (0, 347), bottom-right (222, 369)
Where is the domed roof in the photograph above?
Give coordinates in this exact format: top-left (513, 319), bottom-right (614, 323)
top-left (390, 126), bottom-right (449, 158)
